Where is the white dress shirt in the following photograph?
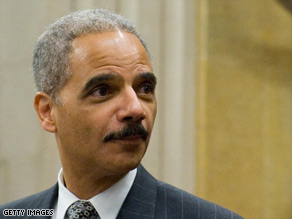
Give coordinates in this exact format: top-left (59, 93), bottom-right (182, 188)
top-left (52, 168), bottom-right (137, 219)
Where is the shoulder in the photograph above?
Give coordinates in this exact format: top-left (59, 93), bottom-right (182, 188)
top-left (0, 184), bottom-right (58, 211)
top-left (156, 181), bottom-right (244, 219)
top-left (136, 165), bottom-right (244, 218)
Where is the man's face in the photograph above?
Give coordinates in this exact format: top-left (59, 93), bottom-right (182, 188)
top-left (51, 31), bottom-right (157, 175)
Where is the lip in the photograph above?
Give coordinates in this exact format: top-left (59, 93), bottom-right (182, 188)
top-left (111, 136), bottom-right (144, 142)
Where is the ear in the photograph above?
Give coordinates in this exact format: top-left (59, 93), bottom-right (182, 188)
top-left (34, 92), bottom-right (57, 133)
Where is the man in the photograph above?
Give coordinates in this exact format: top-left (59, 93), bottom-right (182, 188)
top-left (0, 9), bottom-right (243, 219)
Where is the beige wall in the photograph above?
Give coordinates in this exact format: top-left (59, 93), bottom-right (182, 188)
top-left (196, 0), bottom-right (292, 218)
top-left (2, 0), bottom-right (291, 218)
top-left (0, 0), bottom-right (196, 204)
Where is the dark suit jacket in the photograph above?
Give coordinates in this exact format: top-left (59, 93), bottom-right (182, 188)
top-left (0, 165), bottom-right (244, 218)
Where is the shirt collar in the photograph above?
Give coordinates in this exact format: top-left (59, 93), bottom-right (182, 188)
top-left (54, 168), bottom-right (137, 219)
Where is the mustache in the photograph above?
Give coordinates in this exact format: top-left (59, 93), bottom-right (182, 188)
top-left (103, 123), bottom-right (148, 142)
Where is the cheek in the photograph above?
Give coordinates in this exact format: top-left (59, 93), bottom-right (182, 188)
top-left (55, 107), bottom-right (95, 143)
top-left (149, 100), bottom-right (157, 118)
top-left (73, 105), bottom-right (118, 144)
top-left (144, 102), bottom-right (157, 129)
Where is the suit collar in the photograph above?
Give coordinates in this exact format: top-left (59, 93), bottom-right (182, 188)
top-left (28, 183), bottom-right (58, 210)
top-left (117, 165), bottom-right (157, 218)
top-left (23, 183), bottom-right (58, 218)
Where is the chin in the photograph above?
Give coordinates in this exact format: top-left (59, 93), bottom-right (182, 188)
top-left (101, 141), bottom-right (148, 175)
top-left (106, 153), bottom-right (144, 175)
top-left (118, 157), bottom-right (142, 172)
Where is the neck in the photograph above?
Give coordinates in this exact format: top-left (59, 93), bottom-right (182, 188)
top-left (62, 164), bottom-right (127, 200)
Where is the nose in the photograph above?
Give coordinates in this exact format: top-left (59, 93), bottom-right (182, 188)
top-left (116, 88), bottom-right (146, 122)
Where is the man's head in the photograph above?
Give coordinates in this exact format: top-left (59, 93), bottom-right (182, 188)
top-left (33, 9), bottom-right (151, 102)
top-left (33, 9), bottom-right (157, 177)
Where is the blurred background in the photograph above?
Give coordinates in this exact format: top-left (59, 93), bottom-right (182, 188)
top-left (0, 0), bottom-right (291, 218)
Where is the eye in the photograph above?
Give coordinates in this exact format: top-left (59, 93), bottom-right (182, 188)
top-left (137, 83), bottom-right (155, 95)
top-left (90, 85), bottom-right (112, 97)
top-left (142, 84), bottom-right (153, 94)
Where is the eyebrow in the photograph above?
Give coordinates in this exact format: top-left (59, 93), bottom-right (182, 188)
top-left (136, 72), bottom-right (157, 86)
top-left (82, 73), bottom-right (119, 93)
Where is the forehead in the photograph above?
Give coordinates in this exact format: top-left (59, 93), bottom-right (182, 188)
top-left (70, 31), bottom-right (151, 69)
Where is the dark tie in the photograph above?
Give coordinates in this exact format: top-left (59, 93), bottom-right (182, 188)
top-left (65, 200), bottom-right (100, 219)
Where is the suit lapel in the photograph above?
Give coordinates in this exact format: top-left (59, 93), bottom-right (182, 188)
top-left (30, 183), bottom-right (58, 210)
top-left (117, 165), bottom-right (157, 219)
top-left (16, 184), bottom-right (58, 219)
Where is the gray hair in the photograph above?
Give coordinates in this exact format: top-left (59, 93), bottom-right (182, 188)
top-left (32, 8), bottom-right (151, 101)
